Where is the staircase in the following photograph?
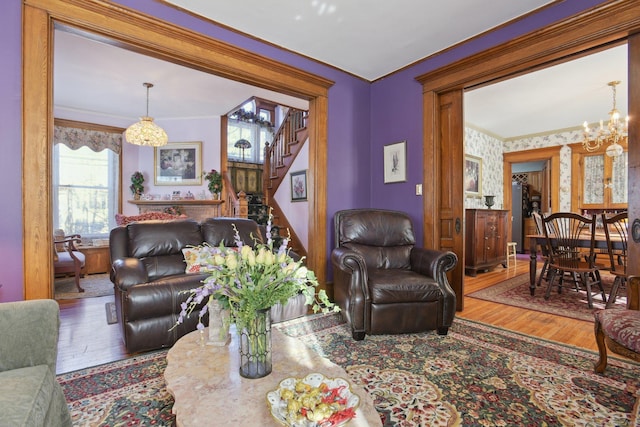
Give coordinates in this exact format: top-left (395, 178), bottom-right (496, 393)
top-left (261, 108), bottom-right (309, 257)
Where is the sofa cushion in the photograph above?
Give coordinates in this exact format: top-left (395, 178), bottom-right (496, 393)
top-left (0, 365), bottom-right (56, 427)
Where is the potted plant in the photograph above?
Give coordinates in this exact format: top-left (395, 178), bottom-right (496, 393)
top-left (203, 169), bottom-right (223, 199)
top-left (175, 212), bottom-right (338, 378)
top-left (130, 171), bottom-right (145, 199)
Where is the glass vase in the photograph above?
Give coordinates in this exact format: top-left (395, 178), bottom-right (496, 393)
top-left (238, 308), bottom-right (272, 379)
top-left (207, 299), bottom-right (230, 346)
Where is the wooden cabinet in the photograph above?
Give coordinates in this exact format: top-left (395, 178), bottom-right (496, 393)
top-left (78, 245), bottom-right (111, 275)
top-left (465, 209), bottom-right (508, 276)
top-left (570, 142), bottom-right (628, 212)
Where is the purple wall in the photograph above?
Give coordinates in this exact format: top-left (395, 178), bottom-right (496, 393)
top-left (1, 0), bottom-right (610, 301)
top-left (369, 0), bottom-right (607, 244)
top-left (0, 2), bottom-right (23, 302)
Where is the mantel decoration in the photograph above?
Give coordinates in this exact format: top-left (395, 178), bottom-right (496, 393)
top-left (175, 213), bottom-right (338, 379)
top-left (203, 169), bottom-right (222, 199)
top-left (582, 80), bottom-right (629, 157)
top-left (129, 171), bottom-right (145, 199)
top-left (125, 82), bottom-right (168, 147)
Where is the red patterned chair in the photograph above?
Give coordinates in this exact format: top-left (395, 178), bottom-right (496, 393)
top-left (594, 275), bottom-right (640, 373)
top-left (594, 274), bottom-right (640, 422)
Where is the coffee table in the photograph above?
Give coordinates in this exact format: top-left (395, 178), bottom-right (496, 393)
top-left (164, 323), bottom-right (382, 427)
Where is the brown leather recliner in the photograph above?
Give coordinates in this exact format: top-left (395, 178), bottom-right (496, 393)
top-left (331, 209), bottom-right (458, 340)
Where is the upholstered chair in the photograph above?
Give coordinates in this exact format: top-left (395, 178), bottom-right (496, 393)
top-left (331, 209), bottom-right (458, 340)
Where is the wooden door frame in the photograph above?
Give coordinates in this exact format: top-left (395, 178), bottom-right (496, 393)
top-left (22, 0), bottom-right (333, 299)
top-left (502, 146), bottom-right (562, 238)
top-left (417, 1), bottom-right (640, 306)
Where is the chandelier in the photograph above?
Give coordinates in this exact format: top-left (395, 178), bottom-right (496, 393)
top-left (125, 82), bottom-right (168, 147)
top-left (582, 80), bottom-right (629, 157)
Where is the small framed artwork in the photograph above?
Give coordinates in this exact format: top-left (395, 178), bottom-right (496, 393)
top-left (154, 141), bottom-right (202, 185)
top-left (465, 154), bottom-right (482, 198)
top-left (383, 141), bottom-right (407, 184)
top-left (290, 170), bottom-right (307, 201)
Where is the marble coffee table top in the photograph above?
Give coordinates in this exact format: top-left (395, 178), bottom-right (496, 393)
top-left (164, 324), bottom-right (382, 427)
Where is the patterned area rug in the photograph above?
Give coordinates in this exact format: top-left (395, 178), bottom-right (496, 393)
top-left (55, 273), bottom-right (114, 300)
top-left (58, 314), bottom-right (639, 426)
top-left (58, 350), bottom-right (175, 426)
top-left (467, 272), bottom-right (626, 322)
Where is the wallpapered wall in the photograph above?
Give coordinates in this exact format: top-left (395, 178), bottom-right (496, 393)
top-left (465, 126), bottom-right (586, 211)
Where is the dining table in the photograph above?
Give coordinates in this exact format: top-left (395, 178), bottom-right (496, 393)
top-left (526, 230), bottom-right (619, 296)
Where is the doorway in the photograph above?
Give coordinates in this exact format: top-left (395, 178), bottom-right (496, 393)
top-left (23, 1), bottom-right (332, 299)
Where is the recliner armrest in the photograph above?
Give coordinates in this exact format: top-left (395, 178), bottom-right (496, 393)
top-left (410, 247), bottom-right (457, 278)
top-left (331, 247), bottom-right (367, 276)
top-left (111, 258), bottom-right (149, 291)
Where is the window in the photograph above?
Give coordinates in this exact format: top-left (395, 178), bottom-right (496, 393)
top-left (227, 99), bottom-right (275, 164)
top-left (53, 123), bottom-right (121, 239)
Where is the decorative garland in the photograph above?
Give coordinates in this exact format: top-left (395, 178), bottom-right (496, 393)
top-left (230, 108), bottom-right (274, 132)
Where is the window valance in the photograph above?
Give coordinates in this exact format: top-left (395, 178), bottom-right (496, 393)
top-left (54, 124), bottom-right (122, 154)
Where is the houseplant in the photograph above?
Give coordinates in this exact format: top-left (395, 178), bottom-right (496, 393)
top-left (175, 214), bottom-right (338, 378)
top-left (203, 169), bottom-right (222, 198)
top-left (129, 171), bottom-right (145, 199)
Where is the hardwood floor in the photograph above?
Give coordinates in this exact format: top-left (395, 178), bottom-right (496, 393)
top-left (55, 253), bottom-right (599, 374)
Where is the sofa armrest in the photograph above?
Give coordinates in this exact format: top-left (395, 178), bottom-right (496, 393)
top-left (0, 300), bottom-right (59, 374)
top-left (111, 258), bottom-right (149, 291)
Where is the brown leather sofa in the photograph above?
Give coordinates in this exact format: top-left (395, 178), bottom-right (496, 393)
top-left (109, 217), bottom-right (307, 353)
top-left (331, 209), bottom-right (458, 340)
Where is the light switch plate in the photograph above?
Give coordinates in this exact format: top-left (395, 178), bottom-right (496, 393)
top-left (415, 184), bottom-right (422, 195)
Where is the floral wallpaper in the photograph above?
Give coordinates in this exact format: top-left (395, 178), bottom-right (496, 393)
top-left (465, 126), bottom-right (585, 212)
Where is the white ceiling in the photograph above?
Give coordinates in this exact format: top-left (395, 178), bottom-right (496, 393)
top-left (53, 2), bottom-right (629, 140)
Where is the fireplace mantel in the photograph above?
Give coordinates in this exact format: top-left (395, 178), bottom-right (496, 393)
top-left (128, 199), bottom-right (224, 222)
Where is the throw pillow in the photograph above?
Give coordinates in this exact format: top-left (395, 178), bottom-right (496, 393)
top-left (115, 212), bottom-right (186, 226)
top-left (182, 244), bottom-right (216, 274)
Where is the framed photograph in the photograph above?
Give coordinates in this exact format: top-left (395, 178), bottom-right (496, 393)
top-left (154, 141), bottom-right (202, 185)
top-left (290, 170), bottom-right (307, 201)
top-left (465, 154), bottom-right (482, 197)
top-left (383, 141), bottom-right (407, 183)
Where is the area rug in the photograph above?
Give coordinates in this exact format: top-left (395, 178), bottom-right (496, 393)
top-left (467, 273), bottom-right (627, 322)
top-left (58, 350), bottom-right (175, 426)
top-left (57, 313), bottom-right (639, 426)
top-left (55, 273), bottom-right (114, 299)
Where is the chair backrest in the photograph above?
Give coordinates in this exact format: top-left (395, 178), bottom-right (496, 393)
top-left (531, 212), bottom-right (550, 256)
top-left (542, 212), bottom-right (597, 267)
top-left (601, 212), bottom-right (628, 274)
top-left (334, 209), bottom-right (415, 269)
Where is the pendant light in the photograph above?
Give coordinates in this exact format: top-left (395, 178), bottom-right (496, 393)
top-left (125, 82), bottom-right (168, 147)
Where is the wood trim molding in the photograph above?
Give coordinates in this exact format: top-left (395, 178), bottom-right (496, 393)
top-left (417, 0), bottom-right (640, 91)
top-left (54, 118), bottom-right (125, 134)
top-left (23, 0), bottom-right (331, 299)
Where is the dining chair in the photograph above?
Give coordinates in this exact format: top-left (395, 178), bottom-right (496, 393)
top-left (541, 212), bottom-right (606, 308)
top-left (601, 212), bottom-right (628, 308)
top-left (532, 212), bottom-right (551, 287)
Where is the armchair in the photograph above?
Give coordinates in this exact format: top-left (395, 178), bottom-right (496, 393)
top-left (0, 300), bottom-right (72, 426)
top-left (331, 209), bottom-right (458, 340)
top-left (53, 229), bottom-right (85, 293)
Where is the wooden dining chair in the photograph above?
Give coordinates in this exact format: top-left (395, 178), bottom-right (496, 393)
top-left (532, 212), bottom-right (551, 287)
top-left (601, 212), bottom-right (628, 308)
top-left (541, 212), bottom-right (606, 308)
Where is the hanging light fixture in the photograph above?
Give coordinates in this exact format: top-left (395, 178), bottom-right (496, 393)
top-left (582, 80), bottom-right (629, 157)
top-left (125, 82), bottom-right (168, 147)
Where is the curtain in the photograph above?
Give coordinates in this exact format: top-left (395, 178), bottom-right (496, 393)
top-left (54, 125), bottom-right (122, 154)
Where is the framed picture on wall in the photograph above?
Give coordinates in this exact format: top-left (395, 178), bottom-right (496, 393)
top-left (290, 170), bottom-right (307, 201)
top-left (383, 141), bottom-right (407, 183)
top-left (465, 154), bottom-right (482, 198)
top-left (154, 141), bottom-right (202, 185)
